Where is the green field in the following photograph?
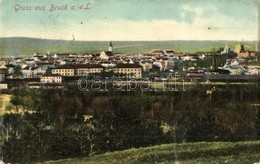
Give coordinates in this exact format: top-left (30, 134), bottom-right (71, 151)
top-left (0, 37), bottom-right (257, 56)
top-left (45, 141), bottom-right (260, 164)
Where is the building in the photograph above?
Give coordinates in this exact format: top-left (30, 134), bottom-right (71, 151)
top-left (5, 64), bottom-right (15, 74)
top-left (76, 64), bottom-right (104, 76)
top-left (238, 51), bottom-right (256, 58)
top-left (99, 41), bottom-right (114, 61)
top-left (52, 64), bottom-right (104, 76)
top-left (139, 61), bottom-right (153, 72)
top-left (109, 41), bottom-right (113, 52)
top-left (245, 66), bottom-right (260, 75)
top-left (113, 64), bottom-right (142, 78)
top-left (36, 62), bottom-right (56, 69)
top-left (228, 68), bottom-right (244, 75)
top-left (235, 43), bottom-right (245, 54)
top-left (150, 49), bottom-right (164, 56)
top-left (40, 75), bottom-right (63, 83)
top-left (52, 65), bottom-right (75, 76)
top-left (221, 45), bottom-right (231, 54)
top-left (164, 50), bottom-right (175, 56)
top-left (246, 68), bottom-right (260, 75)
top-left (235, 43), bottom-right (256, 58)
top-left (100, 51), bottom-right (114, 61)
top-left (21, 66), bottom-right (47, 78)
top-left (0, 69), bottom-right (6, 82)
top-left (0, 83), bottom-right (8, 89)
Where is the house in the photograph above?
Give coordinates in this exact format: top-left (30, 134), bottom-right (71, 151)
top-left (150, 49), bottom-right (164, 56)
top-left (36, 62), bottom-right (56, 69)
top-left (228, 67), bottom-right (244, 75)
top-left (245, 66), bottom-right (260, 75)
top-left (32, 53), bottom-right (44, 61)
top-left (40, 75), bottom-right (63, 83)
top-left (5, 78), bottom-right (40, 88)
top-left (187, 70), bottom-right (204, 77)
top-left (0, 69), bottom-right (6, 82)
top-left (53, 54), bottom-right (59, 59)
top-left (238, 51), bottom-right (256, 58)
top-left (164, 50), bottom-right (175, 56)
top-left (0, 60), bottom-right (6, 66)
top-left (246, 68), bottom-right (260, 75)
top-left (28, 82), bottom-right (41, 89)
top-left (21, 66), bottom-right (47, 78)
top-left (58, 60), bottom-right (68, 65)
top-left (181, 55), bottom-right (192, 61)
top-left (113, 64), bottom-right (142, 78)
top-left (0, 65), bottom-right (7, 70)
top-left (0, 83), bottom-right (8, 89)
top-left (139, 61), bottom-right (153, 72)
top-left (5, 64), bottom-right (15, 74)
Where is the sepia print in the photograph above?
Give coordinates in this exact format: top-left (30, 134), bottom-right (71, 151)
top-left (0, 0), bottom-right (260, 163)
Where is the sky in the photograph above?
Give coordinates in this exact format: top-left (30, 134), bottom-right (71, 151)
top-left (0, 0), bottom-right (259, 41)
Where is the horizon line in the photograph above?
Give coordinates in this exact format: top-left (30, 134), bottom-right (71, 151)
top-left (0, 36), bottom-right (258, 42)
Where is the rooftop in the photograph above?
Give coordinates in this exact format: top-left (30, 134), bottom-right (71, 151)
top-left (114, 64), bottom-right (142, 68)
top-left (53, 64), bottom-right (104, 69)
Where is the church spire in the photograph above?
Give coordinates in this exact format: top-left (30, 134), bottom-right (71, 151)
top-left (108, 41), bottom-right (113, 52)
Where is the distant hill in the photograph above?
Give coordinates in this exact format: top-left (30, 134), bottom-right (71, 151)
top-left (0, 37), bottom-right (257, 57)
top-left (45, 141), bottom-right (260, 164)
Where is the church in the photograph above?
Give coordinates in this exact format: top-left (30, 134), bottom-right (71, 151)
top-left (100, 41), bottom-right (114, 61)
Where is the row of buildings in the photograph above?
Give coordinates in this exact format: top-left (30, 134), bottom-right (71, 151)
top-left (0, 42), bottom-right (259, 89)
top-left (52, 63), bottom-right (142, 78)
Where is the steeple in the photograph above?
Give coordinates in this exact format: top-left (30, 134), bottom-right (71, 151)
top-left (240, 43), bottom-right (245, 53)
top-left (108, 41), bottom-right (113, 52)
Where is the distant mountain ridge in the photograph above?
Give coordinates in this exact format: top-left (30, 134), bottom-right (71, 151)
top-left (0, 37), bottom-right (257, 57)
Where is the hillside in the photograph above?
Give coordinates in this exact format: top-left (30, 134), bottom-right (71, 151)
top-left (0, 37), bottom-right (257, 57)
top-left (45, 141), bottom-right (260, 164)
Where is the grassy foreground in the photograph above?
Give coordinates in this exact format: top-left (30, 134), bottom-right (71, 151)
top-left (45, 141), bottom-right (260, 164)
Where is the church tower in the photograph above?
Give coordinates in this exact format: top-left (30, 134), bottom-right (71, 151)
top-left (240, 43), bottom-right (245, 53)
top-left (108, 41), bottom-right (113, 52)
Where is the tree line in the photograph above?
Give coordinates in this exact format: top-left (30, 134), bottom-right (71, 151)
top-left (0, 83), bottom-right (259, 163)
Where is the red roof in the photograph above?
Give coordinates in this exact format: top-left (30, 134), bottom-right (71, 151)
top-left (150, 49), bottom-right (164, 54)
